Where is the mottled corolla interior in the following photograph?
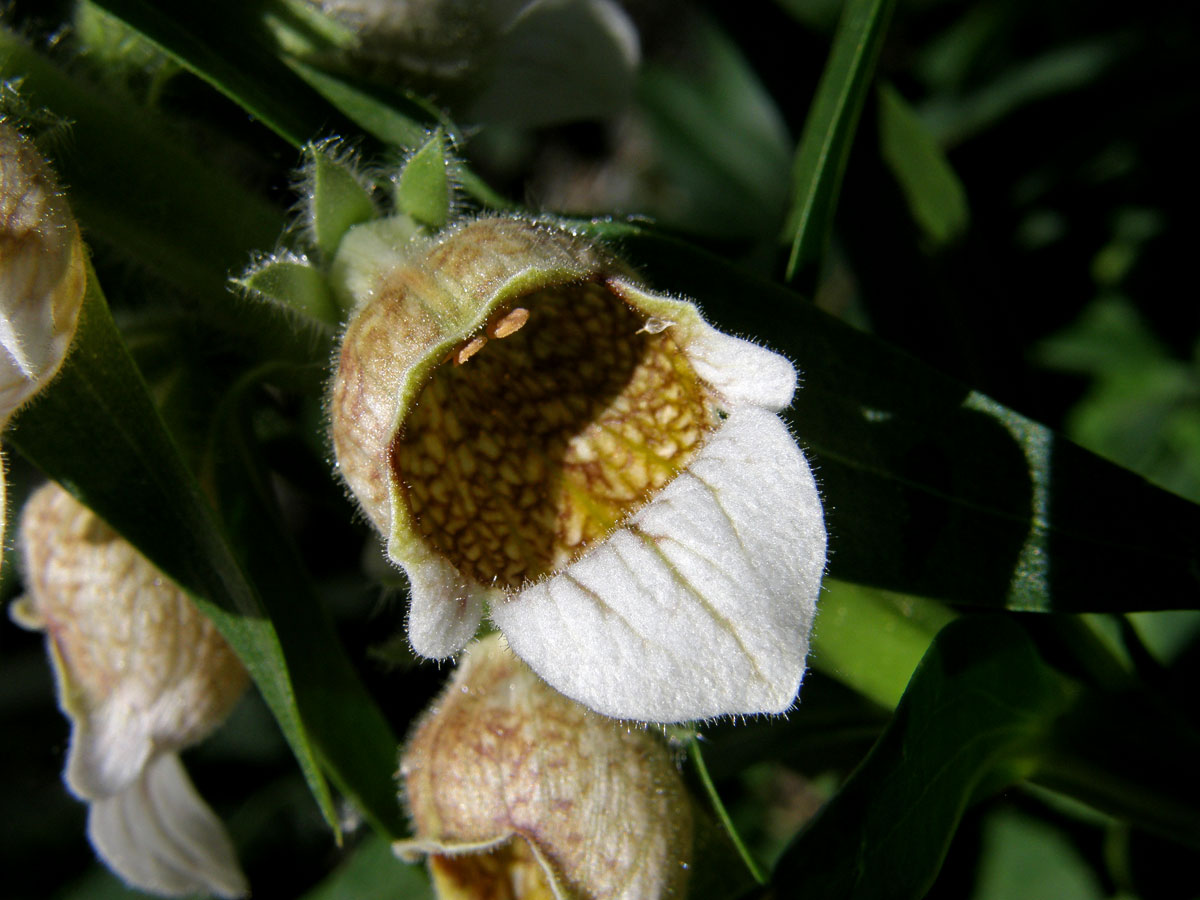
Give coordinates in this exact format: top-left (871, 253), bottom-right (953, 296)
top-left (392, 280), bottom-right (718, 589)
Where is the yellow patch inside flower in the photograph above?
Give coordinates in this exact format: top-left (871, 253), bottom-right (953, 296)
top-left (429, 839), bottom-right (557, 900)
top-left (392, 280), bottom-right (717, 589)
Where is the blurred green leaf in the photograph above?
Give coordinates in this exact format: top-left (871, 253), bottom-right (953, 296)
top-left (1038, 296), bottom-right (1200, 504)
top-left (637, 16), bottom-right (792, 239)
top-left (912, 3), bottom-right (1006, 93)
top-left (773, 0), bottom-right (846, 32)
top-left (7, 273), bottom-right (340, 834)
top-left (55, 866), bottom-right (152, 900)
top-left (281, 60), bottom-right (506, 208)
top-left (579, 220), bottom-right (1200, 614)
top-left (301, 834), bottom-right (432, 900)
top-left (283, 57), bottom-right (427, 148)
top-left (784, 0), bottom-right (897, 285)
top-left (770, 617), bottom-right (1075, 899)
top-left (0, 26), bottom-right (318, 366)
top-left (85, 0), bottom-right (351, 146)
top-left (811, 580), bottom-right (954, 708)
top-left (919, 39), bottom-right (1120, 146)
top-left (971, 807), bottom-right (1105, 900)
top-left (878, 82), bottom-right (969, 246)
top-left (84, 0), bottom-right (504, 207)
top-left (207, 365), bottom-right (407, 839)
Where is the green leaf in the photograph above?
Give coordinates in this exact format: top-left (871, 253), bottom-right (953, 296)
top-left (207, 366), bottom-right (407, 839)
top-left (283, 56), bottom-right (433, 150)
top-left (84, 0), bottom-right (352, 147)
top-left (919, 39), bottom-right (1120, 146)
top-left (301, 834), bottom-right (432, 900)
top-left (877, 82), bottom-right (969, 246)
top-left (784, 0), bottom-right (897, 285)
top-left (283, 58), bottom-right (507, 209)
top-left (637, 16), bottom-right (792, 239)
top-left (6, 272), bottom-right (341, 834)
top-left (810, 580), bottom-right (954, 708)
top-left (305, 143), bottom-right (378, 263)
top-left (971, 807), bottom-right (1105, 900)
top-left (395, 130), bottom-right (451, 230)
top-left (0, 26), bottom-right (317, 366)
top-left (238, 256), bottom-right (339, 326)
top-left (577, 220), bottom-right (1200, 614)
top-left (769, 617), bottom-right (1077, 899)
top-left (84, 0), bottom-right (504, 208)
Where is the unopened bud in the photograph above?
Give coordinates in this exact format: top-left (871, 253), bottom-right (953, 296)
top-left (396, 634), bottom-right (693, 899)
top-left (12, 482), bottom-right (249, 898)
top-left (1, 121), bottom-right (86, 572)
top-left (1, 121), bottom-right (85, 423)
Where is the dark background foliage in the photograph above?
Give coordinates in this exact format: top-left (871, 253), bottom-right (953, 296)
top-left (2, 1), bottom-right (1199, 898)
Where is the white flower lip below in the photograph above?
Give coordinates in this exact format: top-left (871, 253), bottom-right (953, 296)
top-left (87, 754), bottom-right (249, 900)
top-left (12, 483), bottom-right (249, 899)
top-left (402, 284), bottom-right (827, 724)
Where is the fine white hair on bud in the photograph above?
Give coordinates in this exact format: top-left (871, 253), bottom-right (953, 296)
top-left (330, 214), bottom-right (827, 723)
top-left (12, 482), bottom-right (250, 899)
top-left (1, 121), bottom-right (86, 569)
top-left (395, 633), bottom-right (694, 900)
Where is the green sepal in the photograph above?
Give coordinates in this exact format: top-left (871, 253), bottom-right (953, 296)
top-left (239, 255), bottom-right (339, 327)
top-left (395, 130), bottom-right (452, 230)
top-left (305, 142), bottom-right (377, 262)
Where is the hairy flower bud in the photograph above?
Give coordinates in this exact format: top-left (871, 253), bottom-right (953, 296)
top-left (331, 214), bottom-right (826, 723)
top-left (396, 634), bottom-right (693, 900)
top-left (12, 482), bottom-right (249, 898)
top-left (1, 121), bottom-right (86, 567)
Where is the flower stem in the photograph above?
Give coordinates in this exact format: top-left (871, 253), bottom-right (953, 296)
top-left (690, 738), bottom-right (766, 885)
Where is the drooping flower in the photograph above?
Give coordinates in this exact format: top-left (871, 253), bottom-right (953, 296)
top-left (11, 482), bottom-right (250, 898)
top-left (330, 214), bottom-right (826, 723)
top-left (0, 121), bottom-right (86, 564)
top-left (396, 633), bottom-right (693, 899)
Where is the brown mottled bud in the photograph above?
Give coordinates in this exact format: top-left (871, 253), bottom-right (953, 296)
top-left (12, 482), bottom-right (249, 898)
top-left (330, 214), bottom-right (826, 724)
top-left (1, 122), bottom-right (85, 421)
top-left (396, 634), bottom-right (693, 900)
top-left (1, 121), bottom-right (86, 572)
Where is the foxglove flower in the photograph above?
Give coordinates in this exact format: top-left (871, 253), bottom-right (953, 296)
top-left (331, 215), bottom-right (826, 723)
top-left (11, 482), bottom-right (250, 898)
top-left (396, 633), bottom-right (693, 899)
top-left (1, 122), bottom-right (86, 564)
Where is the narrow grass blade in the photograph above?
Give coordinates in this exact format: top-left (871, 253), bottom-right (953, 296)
top-left (783, 0), bottom-right (897, 286)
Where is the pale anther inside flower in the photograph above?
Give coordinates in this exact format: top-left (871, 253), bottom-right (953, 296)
top-left (392, 279), bottom-right (718, 590)
top-left (487, 305), bottom-right (530, 339)
top-left (454, 335), bottom-right (488, 365)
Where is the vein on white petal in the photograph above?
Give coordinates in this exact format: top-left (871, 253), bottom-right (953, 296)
top-left (626, 520), bottom-right (772, 690)
top-left (562, 569), bottom-right (655, 678)
top-left (494, 407), bottom-right (825, 722)
top-left (404, 550), bottom-right (487, 659)
top-left (88, 753), bottom-right (248, 899)
top-left (685, 328), bottom-right (797, 412)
